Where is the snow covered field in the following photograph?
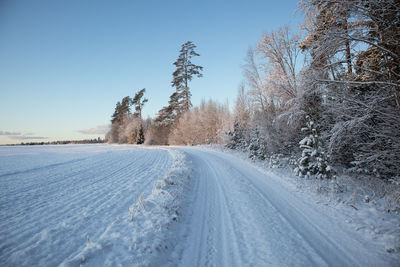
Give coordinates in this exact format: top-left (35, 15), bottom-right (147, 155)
top-left (0, 144), bottom-right (398, 266)
top-left (0, 145), bottom-right (180, 266)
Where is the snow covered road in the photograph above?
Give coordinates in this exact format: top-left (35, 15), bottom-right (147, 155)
top-left (176, 148), bottom-right (397, 267)
top-left (0, 145), bottom-right (397, 266)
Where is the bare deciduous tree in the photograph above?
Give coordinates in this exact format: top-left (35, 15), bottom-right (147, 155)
top-left (257, 26), bottom-right (301, 102)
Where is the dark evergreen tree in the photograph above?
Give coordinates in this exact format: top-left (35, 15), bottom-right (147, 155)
top-left (132, 88), bottom-right (148, 120)
top-left (131, 88), bottom-right (148, 144)
top-left (120, 96), bottom-right (132, 118)
top-left (154, 92), bottom-right (180, 126)
top-left (111, 101), bottom-right (122, 125)
top-left (152, 92), bottom-right (182, 145)
top-left (136, 124), bottom-right (145, 144)
top-left (171, 41), bottom-right (203, 112)
top-left (150, 42), bottom-right (203, 145)
top-left (110, 101), bottom-right (122, 143)
top-left (109, 96), bottom-right (132, 143)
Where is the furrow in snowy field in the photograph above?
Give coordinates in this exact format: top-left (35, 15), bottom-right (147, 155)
top-left (0, 145), bottom-right (173, 266)
top-left (60, 148), bottom-right (193, 266)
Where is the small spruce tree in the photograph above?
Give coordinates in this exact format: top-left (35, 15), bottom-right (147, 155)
top-left (248, 127), bottom-right (266, 160)
top-left (295, 115), bottom-right (332, 179)
top-left (226, 121), bottom-right (248, 151)
top-left (136, 125), bottom-right (145, 144)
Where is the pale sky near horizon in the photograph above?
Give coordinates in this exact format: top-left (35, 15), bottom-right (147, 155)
top-left (0, 0), bottom-right (301, 144)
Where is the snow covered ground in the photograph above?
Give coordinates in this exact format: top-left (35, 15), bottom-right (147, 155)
top-left (0, 144), bottom-right (398, 266)
top-left (0, 145), bottom-right (180, 266)
top-left (175, 147), bottom-right (399, 267)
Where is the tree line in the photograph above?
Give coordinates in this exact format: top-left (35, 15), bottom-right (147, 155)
top-left (107, 0), bottom-right (400, 186)
top-left (228, 0), bottom-right (399, 184)
top-left (14, 138), bottom-right (105, 146)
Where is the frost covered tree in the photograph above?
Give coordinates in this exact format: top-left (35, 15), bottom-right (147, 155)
top-left (247, 126), bottom-right (267, 160)
top-left (227, 84), bottom-right (250, 150)
top-left (234, 27), bottom-right (303, 157)
top-left (295, 115), bottom-right (332, 179)
top-left (299, 0), bottom-right (354, 78)
top-left (257, 26), bottom-right (301, 104)
top-left (169, 100), bottom-right (229, 145)
top-left (227, 121), bottom-right (248, 150)
top-left (243, 47), bottom-right (268, 112)
top-left (300, 0), bottom-right (400, 182)
top-left (120, 116), bottom-right (141, 144)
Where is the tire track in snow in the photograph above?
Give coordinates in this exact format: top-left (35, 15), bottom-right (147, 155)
top-left (205, 159), bottom-right (244, 266)
top-left (178, 148), bottom-right (395, 267)
top-left (178, 151), bottom-right (245, 267)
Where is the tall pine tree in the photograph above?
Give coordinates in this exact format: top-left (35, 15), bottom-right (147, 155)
top-left (171, 41), bottom-right (203, 113)
top-left (109, 96), bottom-right (131, 143)
top-left (132, 88), bottom-right (148, 120)
top-left (131, 88), bottom-right (148, 144)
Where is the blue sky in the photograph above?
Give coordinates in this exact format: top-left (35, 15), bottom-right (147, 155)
top-left (0, 0), bottom-right (301, 144)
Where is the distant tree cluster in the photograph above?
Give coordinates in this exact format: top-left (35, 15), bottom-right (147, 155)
top-left (13, 138), bottom-right (105, 146)
top-left (106, 89), bottom-right (148, 144)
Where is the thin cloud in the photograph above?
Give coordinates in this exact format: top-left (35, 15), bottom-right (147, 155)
top-left (78, 124), bottom-right (110, 135)
top-left (1, 130), bottom-right (47, 141)
top-left (8, 135), bottom-right (48, 140)
top-left (0, 130), bottom-right (21, 136)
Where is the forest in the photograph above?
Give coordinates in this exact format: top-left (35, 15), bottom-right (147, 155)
top-left (106, 0), bottom-right (400, 191)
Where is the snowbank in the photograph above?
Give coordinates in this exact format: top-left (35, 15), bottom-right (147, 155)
top-left (60, 149), bottom-right (193, 266)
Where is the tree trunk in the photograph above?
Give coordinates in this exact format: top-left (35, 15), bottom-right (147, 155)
top-left (343, 11), bottom-right (352, 74)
